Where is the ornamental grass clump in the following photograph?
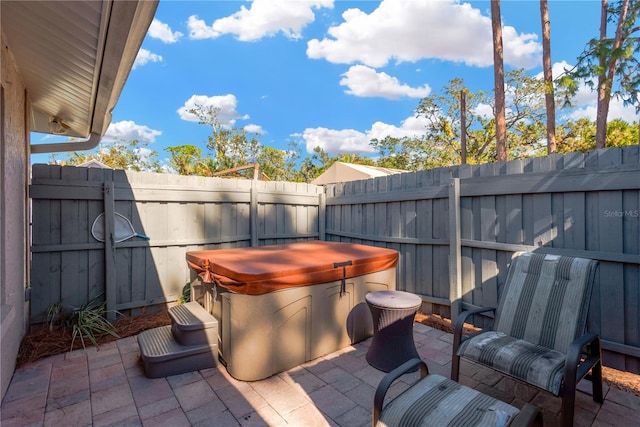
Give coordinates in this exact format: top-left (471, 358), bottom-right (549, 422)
top-left (68, 296), bottom-right (120, 350)
top-left (45, 294), bottom-right (120, 351)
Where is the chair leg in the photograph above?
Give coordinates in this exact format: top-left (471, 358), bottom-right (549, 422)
top-left (589, 337), bottom-right (604, 404)
top-left (592, 360), bottom-right (604, 404)
top-left (561, 392), bottom-right (575, 427)
top-left (451, 352), bottom-right (460, 381)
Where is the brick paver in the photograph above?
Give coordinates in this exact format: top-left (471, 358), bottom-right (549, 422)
top-left (2, 322), bottom-right (639, 426)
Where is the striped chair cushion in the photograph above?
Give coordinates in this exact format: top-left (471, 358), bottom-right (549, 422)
top-left (377, 374), bottom-right (520, 427)
top-left (457, 331), bottom-right (566, 395)
top-left (494, 253), bottom-right (597, 354)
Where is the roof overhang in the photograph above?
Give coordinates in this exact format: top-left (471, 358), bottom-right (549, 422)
top-left (1, 0), bottom-right (158, 153)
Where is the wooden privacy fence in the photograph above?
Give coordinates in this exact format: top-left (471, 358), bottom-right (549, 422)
top-left (30, 146), bottom-right (640, 373)
top-left (29, 165), bottom-right (324, 322)
top-left (323, 146), bottom-right (640, 373)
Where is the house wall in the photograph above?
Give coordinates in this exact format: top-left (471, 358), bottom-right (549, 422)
top-left (1, 31), bottom-right (29, 400)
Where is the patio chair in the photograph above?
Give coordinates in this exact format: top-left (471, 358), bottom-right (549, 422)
top-left (373, 358), bottom-right (542, 426)
top-left (451, 252), bottom-right (603, 426)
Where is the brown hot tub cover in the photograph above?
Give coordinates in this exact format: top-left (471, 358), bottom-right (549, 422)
top-left (186, 241), bottom-right (399, 295)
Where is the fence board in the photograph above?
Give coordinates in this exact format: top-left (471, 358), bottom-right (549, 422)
top-left (562, 192), bottom-right (586, 250)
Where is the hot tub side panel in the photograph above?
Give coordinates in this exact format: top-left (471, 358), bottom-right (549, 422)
top-left (191, 267), bottom-right (396, 381)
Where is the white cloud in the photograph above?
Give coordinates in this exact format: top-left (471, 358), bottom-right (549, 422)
top-left (148, 19), bottom-right (183, 43)
top-left (567, 97), bottom-right (639, 123)
top-left (608, 100), bottom-right (639, 123)
top-left (301, 115), bottom-right (429, 155)
top-left (244, 124), bottom-right (265, 134)
top-left (307, 0), bottom-right (540, 69)
top-left (187, 15), bottom-right (221, 40)
top-left (501, 26), bottom-right (540, 70)
top-left (369, 116), bottom-right (430, 140)
top-left (104, 121), bottom-right (162, 144)
top-left (474, 103), bottom-right (494, 119)
top-left (133, 147), bottom-right (156, 162)
top-left (340, 65), bottom-right (431, 99)
top-left (177, 94), bottom-right (249, 128)
top-left (133, 48), bottom-right (162, 69)
top-left (188, 0), bottom-right (334, 41)
top-left (303, 128), bottom-right (373, 154)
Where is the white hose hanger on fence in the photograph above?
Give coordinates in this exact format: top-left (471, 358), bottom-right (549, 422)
top-left (91, 212), bottom-right (150, 243)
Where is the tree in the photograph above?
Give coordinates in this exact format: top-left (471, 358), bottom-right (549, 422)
top-left (336, 153), bottom-right (376, 166)
top-left (502, 70), bottom-right (548, 158)
top-left (540, 0), bottom-right (557, 153)
top-left (379, 70), bottom-right (574, 169)
top-left (555, 117), bottom-right (637, 152)
top-left (59, 139), bottom-right (162, 172)
top-left (567, 0), bottom-right (640, 148)
top-left (413, 78), bottom-right (493, 166)
top-left (298, 147), bottom-right (336, 182)
top-left (555, 118), bottom-right (597, 153)
top-left (605, 118), bottom-right (640, 146)
top-left (165, 145), bottom-right (206, 175)
top-left (189, 105), bottom-right (262, 172)
top-left (370, 136), bottom-right (426, 171)
top-left (491, 0), bottom-right (508, 161)
top-left (255, 145), bottom-right (302, 182)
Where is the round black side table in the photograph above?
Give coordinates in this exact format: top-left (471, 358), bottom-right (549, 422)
top-left (365, 290), bottom-right (422, 372)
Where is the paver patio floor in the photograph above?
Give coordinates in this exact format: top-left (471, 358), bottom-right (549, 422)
top-left (2, 322), bottom-right (639, 426)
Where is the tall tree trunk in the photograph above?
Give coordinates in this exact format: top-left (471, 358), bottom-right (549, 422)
top-left (596, 0), bottom-right (610, 149)
top-left (540, 0), bottom-right (556, 154)
top-left (460, 90), bottom-right (467, 164)
top-left (596, 0), bottom-right (630, 149)
top-left (491, 0), bottom-right (507, 161)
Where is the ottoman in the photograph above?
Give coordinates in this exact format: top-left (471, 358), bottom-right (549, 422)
top-left (374, 359), bottom-right (542, 426)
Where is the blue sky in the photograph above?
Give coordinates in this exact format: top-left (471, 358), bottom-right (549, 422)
top-left (33, 0), bottom-right (639, 167)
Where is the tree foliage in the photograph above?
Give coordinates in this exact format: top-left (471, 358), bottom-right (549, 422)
top-left (563, 0), bottom-right (640, 148)
top-left (379, 72), bottom-right (553, 170)
top-left (256, 143), bottom-right (301, 181)
top-left (165, 145), bottom-right (211, 176)
top-left (58, 139), bottom-right (162, 172)
top-left (173, 105), bottom-right (303, 181)
top-left (189, 105), bottom-right (262, 172)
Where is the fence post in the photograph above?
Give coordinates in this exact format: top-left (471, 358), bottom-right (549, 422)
top-left (318, 192), bottom-right (326, 241)
top-left (250, 181), bottom-right (258, 247)
top-left (449, 178), bottom-right (462, 324)
top-left (103, 181), bottom-right (116, 322)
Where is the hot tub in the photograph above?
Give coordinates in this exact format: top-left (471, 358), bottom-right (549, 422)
top-left (186, 241), bottom-right (399, 381)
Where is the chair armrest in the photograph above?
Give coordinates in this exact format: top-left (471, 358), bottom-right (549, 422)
top-left (373, 358), bottom-right (428, 426)
top-left (452, 307), bottom-right (496, 355)
top-left (563, 332), bottom-right (601, 394)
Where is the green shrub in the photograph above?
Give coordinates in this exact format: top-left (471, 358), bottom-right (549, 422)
top-left (178, 282), bottom-right (191, 304)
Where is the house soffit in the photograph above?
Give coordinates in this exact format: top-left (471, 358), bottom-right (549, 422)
top-left (1, 0), bottom-right (157, 144)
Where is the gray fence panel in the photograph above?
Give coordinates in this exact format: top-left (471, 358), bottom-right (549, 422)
top-left (30, 167), bottom-right (323, 319)
top-left (324, 146), bottom-right (640, 373)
